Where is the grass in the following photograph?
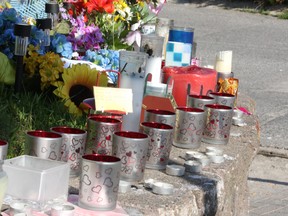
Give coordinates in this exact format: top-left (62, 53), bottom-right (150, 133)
top-left (0, 84), bottom-right (86, 158)
top-left (278, 9), bottom-right (288, 18)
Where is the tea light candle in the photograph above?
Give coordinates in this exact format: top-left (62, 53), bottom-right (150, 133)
top-left (152, 182), bottom-right (174, 195)
top-left (166, 164), bottom-right (185, 176)
top-left (50, 204), bottom-right (75, 216)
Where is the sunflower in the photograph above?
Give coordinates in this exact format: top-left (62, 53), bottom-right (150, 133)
top-left (53, 64), bottom-right (108, 116)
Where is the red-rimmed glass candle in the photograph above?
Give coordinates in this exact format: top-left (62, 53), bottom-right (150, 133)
top-left (112, 131), bottom-right (149, 182)
top-left (85, 117), bottom-right (122, 156)
top-left (78, 154), bottom-right (121, 211)
top-left (208, 92), bottom-right (236, 108)
top-left (202, 104), bottom-right (233, 145)
top-left (25, 130), bottom-right (62, 161)
top-left (50, 126), bottom-right (87, 177)
top-left (187, 94), bottom-right (216, 109)
top-left (144, 109), bottom-right (176, 128)
top-left (173, 107), bottom-right (206, 149)
top-left (0, 140), bottom-right (8, 160)
top-left (140, 122), bottom-right (173, 170)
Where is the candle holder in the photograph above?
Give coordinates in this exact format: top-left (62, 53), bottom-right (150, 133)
top-left (140, 34), bottom-right (164, 84)
top-left (45, 1), bottom-right (59, 28)
top-left (119, 50), bottom-right (148, 131)
top-left (14, 23), bottom-right (31, 93)
top-left (36, 18), bottom-right (52, 47)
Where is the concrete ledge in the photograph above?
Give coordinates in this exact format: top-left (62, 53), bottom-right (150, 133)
top-left (70, 95), bottom-right (260, 216)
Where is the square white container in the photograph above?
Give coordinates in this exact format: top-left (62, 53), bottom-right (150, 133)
top-left (3, 155), bottom-right (70, 202)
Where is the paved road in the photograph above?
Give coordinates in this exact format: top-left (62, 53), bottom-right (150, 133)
top-left (159, 2), bottom-right (288, 150)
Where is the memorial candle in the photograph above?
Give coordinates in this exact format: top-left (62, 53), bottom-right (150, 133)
top-left (162, 65), bottom-right (217, 106)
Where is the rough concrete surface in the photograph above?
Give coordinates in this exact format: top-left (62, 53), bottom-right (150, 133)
top-left (69, 95), bottom-right (260, 216)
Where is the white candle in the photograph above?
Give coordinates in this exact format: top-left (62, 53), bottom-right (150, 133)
top-left (145, 57), bottom-right (163, 83)
top-left (215, 50), bottom-right (233, 74)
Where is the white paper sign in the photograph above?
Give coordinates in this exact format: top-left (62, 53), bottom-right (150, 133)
top-left (93, 86), bottom-right (133, 113)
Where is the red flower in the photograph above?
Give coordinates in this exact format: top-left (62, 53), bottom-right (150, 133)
top-left (85, 0), bottom-right (116, 14)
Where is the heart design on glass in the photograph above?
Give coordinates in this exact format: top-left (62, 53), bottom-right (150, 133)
top-left (79, 138), bottom-right (84, 144)
top-left (69, 153), bottom-right (77, 161)
top-left (96, 172), bottom-right (102, 178)
top-left (183, 137), bottom-right (188, 141)
top-left (126, 151), bottom-right (132, 157)
top-left (87, 196), bottom-right (92, 202)
top-left (75, 147), bottom-right (80, 154)
top-left (83, 165), bottom-right (89, 172)
top-left (92, 185), bottom-right (102, 194)
top-left (61, 144), bottom-right (67, 152)
top-left (97, 197), bottom-right (103, 203)
top-left (189, 116), bottom-right (195, 121)
top-left (48, 151), bottom-right (57, 160)
top-left (41, 147), bottom-right (48, 153)
top-left (82, 174), bottom-right (91, 185)
top-left (188, 123), bottom-right (196, 131)
top-left (148, 131), bottom-right (154, 137)
top-left (103, 177), bottom-right (113, 187)
top-left (101, 126), bottom-right (109, 134)
top-left (221, 99), bottom-right (227, 105)
top-left (50, 143), bottom-right (56, 150)
top-left (113, 186), bottom-right (119, 193)
top-left (180, 129), bottom-right (187, 135)
top-left (198, 103), bottom-right (204, 108)
top-left (121, 156), bottom-right (127, 164)
top-left (183, 119), bottom-right (188, 124)
top-left (196, 129), bottom-right (203, 135)
top-left (105, 167), bottom-right (113, 175)
top-left (72, 138), bottom-right (80, 147)
top-left (106, 135), bottom-right (111, 141)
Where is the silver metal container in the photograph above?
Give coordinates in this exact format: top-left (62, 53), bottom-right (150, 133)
top-left (187, 94), bottom-right (216, 109)
top-left (112, 131), bottom-right (149, 182)
top-left (173, 107), bottom-right (206, 149)
top-left (50, 126), bottom-right (87, 177)
top-left (0, 140), bottom-right (8, 160)
top-left (78, 154), bottom-right (121, 211)
top-left (202, 104), bottom-right (233, 145)
top-left (25, 130), bottom-right (62, 161)
top-left (85, 116), bottom-right (122, 155)
top-left (208, 92), bottom-right (236, 108)
top-left (144, 109), bottom-right (176, 128)
top-left (140, 122), bottom-right (173, 170)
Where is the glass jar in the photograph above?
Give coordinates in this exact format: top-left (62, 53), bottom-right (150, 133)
top-left (0, 160), bottom-right (8, 209)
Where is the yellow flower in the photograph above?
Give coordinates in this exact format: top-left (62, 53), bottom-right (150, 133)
top-left (53, 64), bottom-right (108, 116)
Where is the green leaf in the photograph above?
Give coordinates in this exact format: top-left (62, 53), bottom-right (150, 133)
top-left (0, 52), bottom-right (16, 85)
top-left (52, 21), bottom-right (71, 35)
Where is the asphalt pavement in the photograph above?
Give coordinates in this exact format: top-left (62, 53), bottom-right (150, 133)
top-left (159, 2), bottom-right (288, 150)
top-left (159, 2), bottom-right (288, 215)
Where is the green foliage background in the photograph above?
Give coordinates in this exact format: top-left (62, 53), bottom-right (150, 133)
top-left (0, 85), bottom-right (86, 158)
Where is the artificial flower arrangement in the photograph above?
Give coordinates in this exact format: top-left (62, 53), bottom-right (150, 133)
top-left (0, 0), bottom-right (166, 116)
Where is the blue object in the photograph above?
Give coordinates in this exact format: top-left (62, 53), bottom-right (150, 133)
top-left (168, 27), bottom-right (194, 44)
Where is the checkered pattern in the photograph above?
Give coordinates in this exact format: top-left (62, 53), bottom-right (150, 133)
top-left (165, 41), bottom-right (192, 66)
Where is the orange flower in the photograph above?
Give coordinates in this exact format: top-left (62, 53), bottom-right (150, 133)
top-left (85, 0), bottom-right (116, 14)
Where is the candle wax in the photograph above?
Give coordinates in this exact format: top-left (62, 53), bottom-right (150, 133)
top-left (162, 65), bottom-right (217, 106)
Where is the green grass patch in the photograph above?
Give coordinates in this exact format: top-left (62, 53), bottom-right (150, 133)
top-left (278, 10), bottom-right (288, 19)
top-left (0, 84), bottom-right (86, 158)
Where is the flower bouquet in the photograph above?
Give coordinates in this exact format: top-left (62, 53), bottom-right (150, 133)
top-left (0, 0), bottom-right (166, 116)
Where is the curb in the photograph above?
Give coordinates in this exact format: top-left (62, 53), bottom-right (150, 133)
top-left (258, 146), bottom-right (288, 159)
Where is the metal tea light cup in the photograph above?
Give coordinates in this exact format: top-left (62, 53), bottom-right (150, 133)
top-left (187, 94), bottom-right (216, 109)
top-left (0, 140), bottom-right (8, 160)
top-left (85, 116), bottom-right (122, 155)
top-left (50, 126), bottom-right (87, 177)
top-left (140, 122), bottom-right (173, 170)
top-left (144, 109), bottom-right (176, 128)
top-left (78, 154), bottom-right (121, 211)
top-left (208, 92), bottom-right (236, 108)
top-left (112, 131), bottom-right (149, 182)
top-left (173, 107), bottom-right (206, 149)
top-left (202, 104), bottom-right (234, 145)
top-left (25, 130), bottom-right (62, 160)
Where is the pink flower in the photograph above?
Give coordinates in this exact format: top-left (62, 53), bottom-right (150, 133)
top-left (149, 0), bottom-right (166, 14)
